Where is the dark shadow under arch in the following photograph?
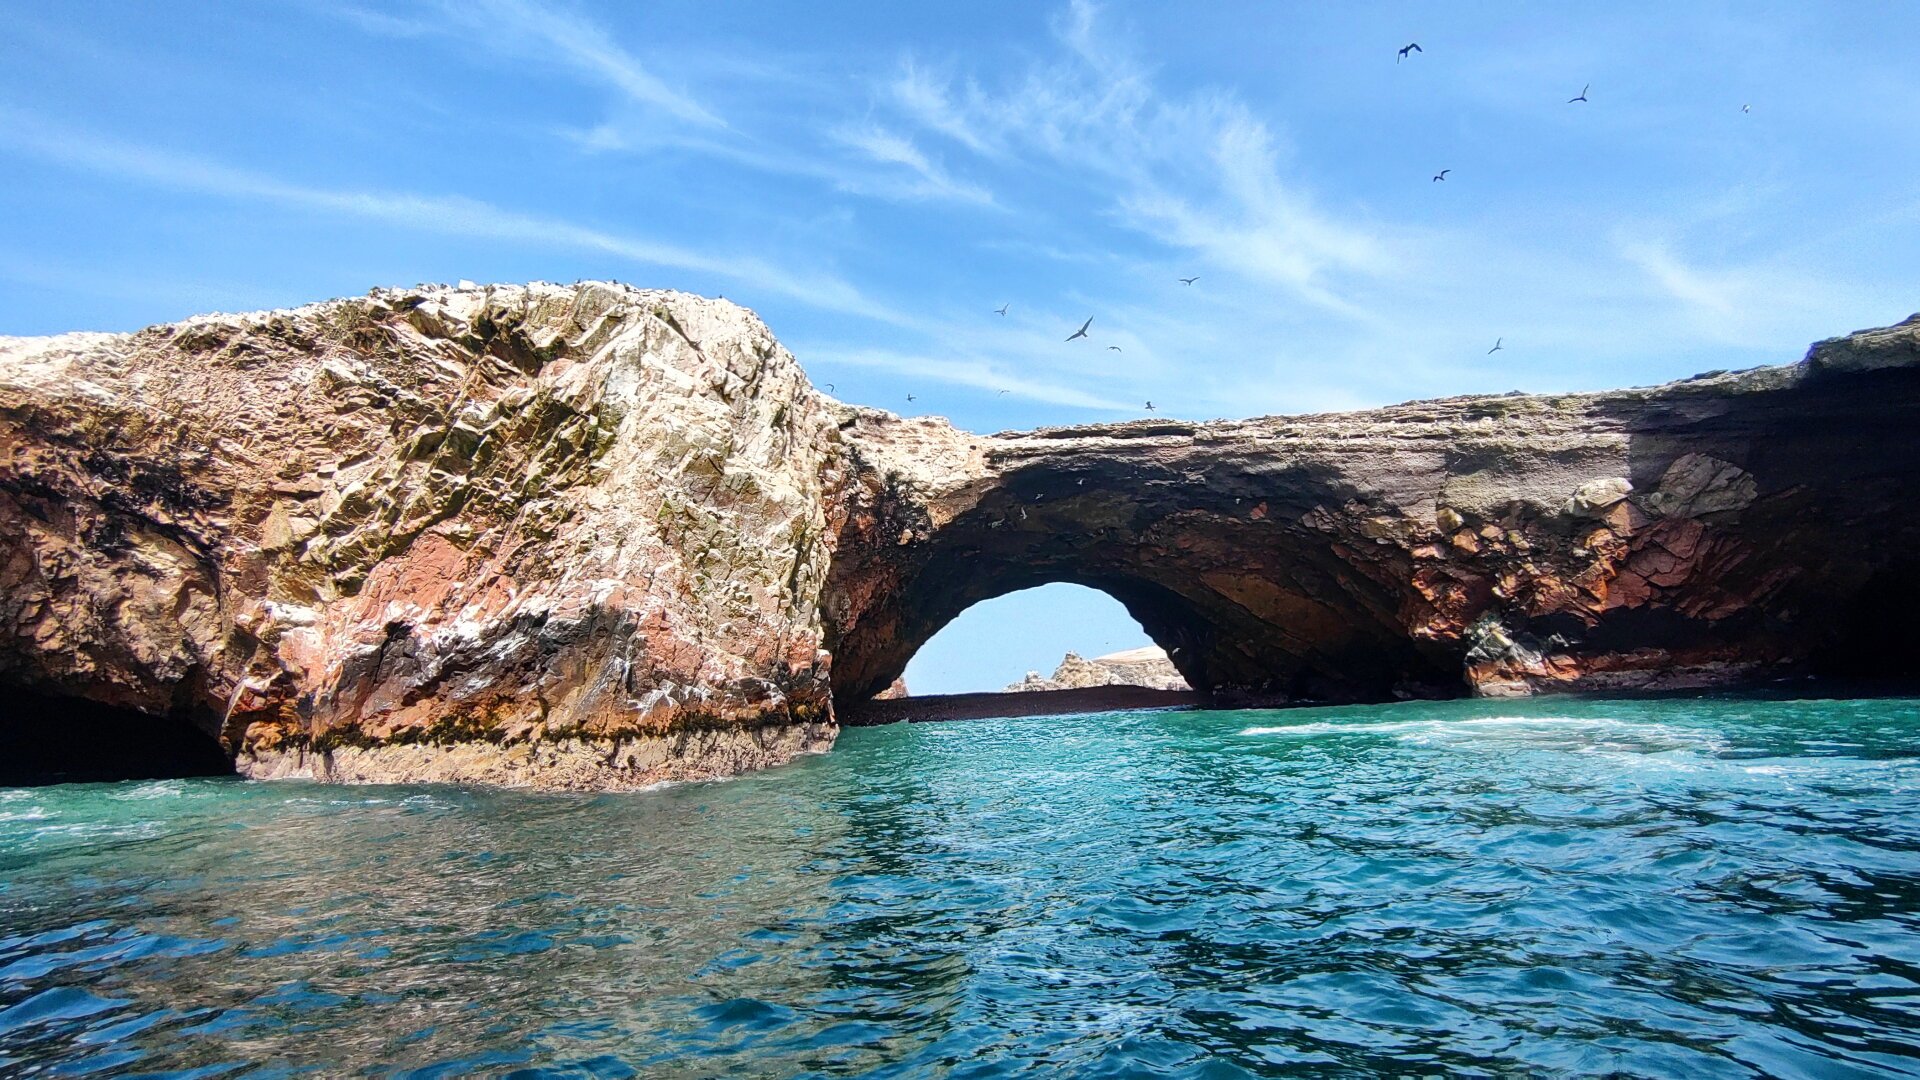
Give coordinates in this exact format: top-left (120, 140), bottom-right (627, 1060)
top-left (824, 457), bottom-right (1465, 712)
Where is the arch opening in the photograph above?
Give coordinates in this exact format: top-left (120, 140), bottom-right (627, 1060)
top-left (823, 459), bottom-right (1469, 713)
top-left (900, 583), bottom-right (1176, 697)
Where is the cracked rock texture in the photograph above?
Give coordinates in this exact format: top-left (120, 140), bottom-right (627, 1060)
top-left (0, 283), bottom-right (840, 788)
top-left (4, 285), bottom-right (1918, 788)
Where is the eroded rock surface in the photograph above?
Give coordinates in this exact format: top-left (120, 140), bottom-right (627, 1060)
top-left (4, 287), bottom-right (1918, 788)
top-left (0, 283), bottom-right (841, 788)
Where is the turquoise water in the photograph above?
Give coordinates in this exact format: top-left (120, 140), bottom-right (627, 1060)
top-left (3, 697), bottom-right (1919, 1078)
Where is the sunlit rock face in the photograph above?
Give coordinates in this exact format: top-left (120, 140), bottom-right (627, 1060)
top-left (4, 283), bottom-right (1918, 789)
top-left (825, 314), bottom-right (1920, 706)
top-left (0, 283), bottom-right (842, 789)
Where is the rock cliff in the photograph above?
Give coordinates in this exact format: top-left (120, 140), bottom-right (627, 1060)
top-left (4, 284), bottom-right (1918, 788)
top-left (0, 283), bottom-right (841, 788)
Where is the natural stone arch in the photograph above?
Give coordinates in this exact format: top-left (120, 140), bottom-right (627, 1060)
top-left (823, 430), bottom-right (1465, 710)
top-left (822, 317), bottom-right (1920, 711)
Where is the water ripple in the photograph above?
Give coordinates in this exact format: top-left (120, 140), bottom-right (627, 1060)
top-left (0, 695), bottom-right (1917, 1075)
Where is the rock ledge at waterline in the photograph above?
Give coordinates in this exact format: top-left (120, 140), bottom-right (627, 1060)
top-left (3, 283), bottom-right (1916, 788)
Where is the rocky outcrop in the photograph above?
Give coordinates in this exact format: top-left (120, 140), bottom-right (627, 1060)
top-left (0, 283), bottom-right (841, 789)
top-left (4, 285), bottom-right (1918, 788)
top-left (1006, 646), bottom-right (1190, 692)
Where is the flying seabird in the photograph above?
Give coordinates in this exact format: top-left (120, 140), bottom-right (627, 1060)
top-left (1066, 316), bottom-right (1093, 341)
top-left (1179, 276), bottom-right (1199, 286)
top-left (1397, 42), bottom-right (1421, 62)
top-left (1108, 346), bottom-right (1123, 352)
top-left (998, 389), bottom-right (1011, 395)
top-left (1568, 84), bottom-right (1589, 103)
top-left (825, 383), bottom-right (835, 392)
top-left (1742, 103), bottom-right (1751, 113)
top-left (1432, 169), bottom-right (1450, 182)
top-left (907, 394), bottom-right (916, 402)
top-left (1144, 401), bottom-right (1157, 411)
top-left (1487, 337), bottom-right (1504, 354)
top-left (995, 304), bottom-right (1009, 316)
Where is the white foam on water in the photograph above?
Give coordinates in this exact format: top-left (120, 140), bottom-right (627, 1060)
top-left (1241, 714), bottom-right (1729, 757)
top-left (25, 820), bottom-right (167, 843)
top-left (111, 780), bottom-right (188, 801)
top-left (1245, 714), bottom-right (1605, 738)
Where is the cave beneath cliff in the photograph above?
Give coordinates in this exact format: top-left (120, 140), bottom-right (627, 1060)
top-left (0, 690), bottom-right (233, 787)
top-left (1816, 560), bottom-right (1920, 681)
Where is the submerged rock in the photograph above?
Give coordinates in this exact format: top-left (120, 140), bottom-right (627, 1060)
top-left (5, 284), bottom-right (1920, 788)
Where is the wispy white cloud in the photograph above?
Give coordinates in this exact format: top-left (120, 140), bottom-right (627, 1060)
top-left (881, 1), bottom-right (1387, 317)
top-left (0, 110), bottom-right (911, 325)
top-left (459, 0), bottom-right (721, 128)
top-left (801, 345), bottom-right (1136, 411)
top-left (830, 124), bottom-right (995, 206)
top-left (325, 5), bottom-right (437, 39)
top-left (890, 61), bottom-right (997, 157)
top-left (1617, 236), bottom-right (1858, 350)
top-left (334, 0), bottom-right (721, 129)
top-left (332, 0), bottom-right (1015, 212)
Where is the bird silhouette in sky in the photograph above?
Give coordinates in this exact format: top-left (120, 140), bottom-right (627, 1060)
top-left (1108, 346), bottom-right (1123, 352)
top-left (1397, 43), bottom-right (1421, 62)
top-left (1742, 103), bottom-right (1751, 113)
top-left (825, 383), bottom-right (834, 393)
top-left (1568, 84), bottom-right (1589, 103)
top-left (994, 304), bottom-right (1009, 316)
top-left (998, 389), bottom-right (1011, 395)
top-left (1066, 316), bottom-right (1093, 341)
top-left (1433, 169), bottom-right (1450, 182)
top-left (1179, 276), bottom-right (1199, 286)
top-left (1488, 338), bottom-right (1504, 354)
top-left (906, 394), bottom-right (916, 402)
top-left (1144, 401), bottom-right (1157, 411)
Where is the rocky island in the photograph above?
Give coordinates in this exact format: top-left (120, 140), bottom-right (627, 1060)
top-left (3, 282), bottom-right (1916, 789)
top-left (1005, 646), bottom-right (1191, 692)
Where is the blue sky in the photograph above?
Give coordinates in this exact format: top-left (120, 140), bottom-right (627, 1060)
top-left (4, 2), bottom-right (1916, 692)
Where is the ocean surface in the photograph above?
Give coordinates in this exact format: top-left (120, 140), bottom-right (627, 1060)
top-left (3, 696), bottom-right (1918, 1078)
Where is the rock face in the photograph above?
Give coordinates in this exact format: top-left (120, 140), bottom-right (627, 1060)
top-left (1006, 646), bottom-right (1190, 692)
top-left (825, 314), bottom-right (1920, 706)
top-left (0, 283), bottom-right (840, 789)
top-left (4, 285), bottom-right (1919, 789)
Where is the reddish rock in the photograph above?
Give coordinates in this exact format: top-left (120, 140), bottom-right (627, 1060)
top-left (5, 291), bottom-right (1920, 788)
top-left (1, 284), bottom-right (841, 788)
